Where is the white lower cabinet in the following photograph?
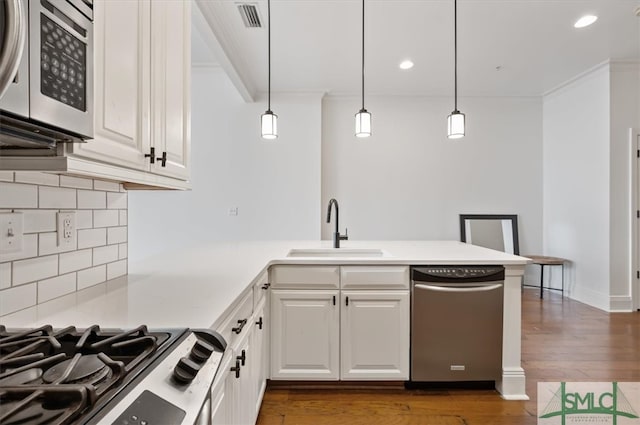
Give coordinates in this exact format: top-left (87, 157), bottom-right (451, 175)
top-left (251, 298), bottom-right (269, 419)
top-left (270, 290), bottom-right (340, 380)
top-left (340, 291), bottom-right (410, 380)
top-left (211, 282), bottom-right (269, 425)
top-left (270, 265), bottom-right (410, 382)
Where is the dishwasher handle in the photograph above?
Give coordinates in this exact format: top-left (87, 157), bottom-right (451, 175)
top-left (414, 283), bottom-right (502, 293)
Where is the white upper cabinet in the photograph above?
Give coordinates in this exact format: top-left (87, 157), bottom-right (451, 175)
top-left (67, 0), bottom-right (190, 186)
top-left (71, 0), bottom-right (150, 170)
top-left (149, 0), bottom-right (190, 180)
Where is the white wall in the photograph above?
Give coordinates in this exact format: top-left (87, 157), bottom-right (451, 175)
top-left (321, 95), bottom-right (543, 256)
top-left (129, 67), bottom-right (323, 260)
top-left (543, 64), bottom-right (611, 310)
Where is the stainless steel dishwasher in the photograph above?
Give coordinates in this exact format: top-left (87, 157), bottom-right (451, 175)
top-left (410, 265), bottom-right (504, 382)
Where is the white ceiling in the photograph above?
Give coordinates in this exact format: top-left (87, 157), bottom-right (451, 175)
top-left (194, 0), bottom-right (640, 99)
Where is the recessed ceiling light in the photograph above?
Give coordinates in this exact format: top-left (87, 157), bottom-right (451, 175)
top-left (574, 15), bottom-right (598, 28)
top-left (399, 60), bottom-right (414, 70)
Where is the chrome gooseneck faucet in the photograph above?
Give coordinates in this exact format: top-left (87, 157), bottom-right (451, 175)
top-left (326, 198), bottom-right (348, 248)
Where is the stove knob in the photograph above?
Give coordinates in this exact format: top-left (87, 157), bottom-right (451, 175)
top-left (190, 340), bottom-right (215, 363)
top-left (173, 356), bottom-right (202, 384)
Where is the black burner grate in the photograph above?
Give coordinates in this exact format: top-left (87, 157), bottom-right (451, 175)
top-left (0, 325), bottom-right (177, 425)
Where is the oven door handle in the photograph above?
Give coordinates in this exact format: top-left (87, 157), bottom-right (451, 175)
top-left (0, 0), bottom-right (27, 99)
top-left (414, 283), bottom-right (502, 293)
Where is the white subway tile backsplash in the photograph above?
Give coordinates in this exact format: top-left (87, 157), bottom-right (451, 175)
top-left (21, 210), bottom-right (57, 233)
top-left (107, 226), bottom-right (127, 245)
top-left (39, 232), bottom-right (77, 256)
top-left (0, 283), bottom-right (36, 315)
top-left (38, 273), bottom-right (76, 303)
top-left (93, 245), bottom-right (118, 265)
top-left (60, 175), bottom-right (93, 189)
top-left (0, 234), bottom-right (38, 262)
top-left (39, 186), bottom-right (76, 209)
top-left (107, 192), bottom-right (127, 209)
top-left (78, 265), bottom-right (106, 290)
top-left (93, 180), bottom-right (120, 192)
top-left (107, 260), bottom-right (127, 280)
top-left (0, 176), bottom-right (128, 316)
top-left (93, 210), bottom-right (119, 228)
top-left (13, 255), bottom-right (58, 285)
top-left (15, 172), bottom-right (59, 187)
top-left (0, 263), bottom-right (10, 289)
top-left (77, 228), bottom-right (106, 249)
top-left (119, 210), bottom-right (127, 226)
top-left (78, 190), bottom-right (106, 209)
top-left (76, 210), bottom-right (93, 229)
top-left (0, 182), bottom-right (37, 208)
top-left (59, 249), bottom-right (92, 274)
top-left (118, 243), bottom-right (128, 260)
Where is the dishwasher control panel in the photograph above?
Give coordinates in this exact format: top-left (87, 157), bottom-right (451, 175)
top-left (411, 266), bottom-right (505, 283)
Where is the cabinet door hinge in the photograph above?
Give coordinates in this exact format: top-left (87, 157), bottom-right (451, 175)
top-left (637, 270), bottom-right (639, 279)
top-left (637, 210), bottom-right (639, 218)
top-left (637, 149), bottom-right (639, 158)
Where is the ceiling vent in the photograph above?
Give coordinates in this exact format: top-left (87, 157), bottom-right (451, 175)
top-left (238, 4), bottom-right (262, 28)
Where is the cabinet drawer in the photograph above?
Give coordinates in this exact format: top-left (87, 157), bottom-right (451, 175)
top-left (216, 290), bottom-right (253, 349)
top-left (253, 270), bottom-right (269, 309)
top-left (341, 266), bottom-right (409, 289)
top-left (271, 266), bottom-right (339, 289)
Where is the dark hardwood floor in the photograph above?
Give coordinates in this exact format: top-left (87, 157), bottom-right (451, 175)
top-left (257, 288), bottom-right (640, 425)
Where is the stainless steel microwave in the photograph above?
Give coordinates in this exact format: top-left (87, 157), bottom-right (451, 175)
top-left (0, 0), bottom-right (93, 154)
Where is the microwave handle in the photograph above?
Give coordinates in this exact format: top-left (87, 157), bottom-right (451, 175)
top-left (0, 0), bottom-right (27, 99)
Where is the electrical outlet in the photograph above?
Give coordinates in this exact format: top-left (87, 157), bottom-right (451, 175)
top-left (57, 211), bottom-right (76, 247)
top-left (0, 212), bottom-right (24, 255)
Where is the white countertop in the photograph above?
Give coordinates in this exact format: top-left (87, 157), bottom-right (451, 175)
top-left (0, 240), bottom-right (529, 330)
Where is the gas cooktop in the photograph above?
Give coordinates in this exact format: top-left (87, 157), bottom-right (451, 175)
top-left (0, 325), bottom-right (190, 425)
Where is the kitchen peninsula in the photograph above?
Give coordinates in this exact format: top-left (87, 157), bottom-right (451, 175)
top-left (0, 240), bottom-right (530, 423)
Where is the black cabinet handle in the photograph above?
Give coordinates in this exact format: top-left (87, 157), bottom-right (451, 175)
top-left (256, 317), bottom-right (263, 330)
top-left (332, 295), bottom-right (336, 306)
top-left (144, 147), bottom-right (156, 164)
top-left (346, 296), bottom-right (349, 306)
top-left (157, 151), bottom-right (167, 167)
top-left (237, 349), bottom-right (246, 366)
top-left (230, 359), bottom-right (241, 378)
top-left (261, 283), bottom-right (271, 290)
top-left (232, 318), bottom-right (247, 334)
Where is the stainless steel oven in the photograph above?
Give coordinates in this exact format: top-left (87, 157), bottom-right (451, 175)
top-left (0, 0), bottom-right (93, 153)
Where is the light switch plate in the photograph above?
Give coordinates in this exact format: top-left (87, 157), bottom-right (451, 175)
top-left (57, 211), bottom-right (76, 248)
top-left (0, 212), bottom-right (24, 255)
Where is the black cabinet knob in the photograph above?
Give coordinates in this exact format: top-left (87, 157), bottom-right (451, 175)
top-left (144, 147), bottom-right (155, 164)
top-left (256, 317), bottom-right (263, 330)
top-left (230, 359), bottom-right (241, 379)
top-left (173, 357), bottom-right (201, 384)
top-left (237, 349), bottom-right (246, 366)
top-left (190, 340), bottom-right (214, 363)
top-left (157, 151), bottom-right (167, 167)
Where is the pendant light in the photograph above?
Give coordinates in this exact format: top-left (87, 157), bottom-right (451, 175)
top-left (355, 0), bottom-right (371, 138)
top-left (447, 0), bottom-right (465, 139)
top-left (261, 0), bottom-right (277, 139)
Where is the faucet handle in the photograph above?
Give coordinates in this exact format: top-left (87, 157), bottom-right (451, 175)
top-left (340, 228), bottom-right (349, 241)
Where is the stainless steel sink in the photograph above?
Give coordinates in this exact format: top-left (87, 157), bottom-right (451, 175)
top-left (286, 248), bottom-right (389, 258)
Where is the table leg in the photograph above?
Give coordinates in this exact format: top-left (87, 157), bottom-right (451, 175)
top-left (540, 264), bottom-right (544, 299)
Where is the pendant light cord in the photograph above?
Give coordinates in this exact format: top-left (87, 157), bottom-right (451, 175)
top-left (361, 0), bottom-right (365, 111)
top-left (268, 0), bottom-right (272, 112)
top-left (454, 0), bottom-right (457, 111)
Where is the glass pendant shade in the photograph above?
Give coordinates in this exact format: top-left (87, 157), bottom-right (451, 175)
top-left (261, 110), bottom-right (278, 139)
top-left (355, 109), bottom-right (371, 138)
top-left (447, 110), bottom-right (465, 139)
